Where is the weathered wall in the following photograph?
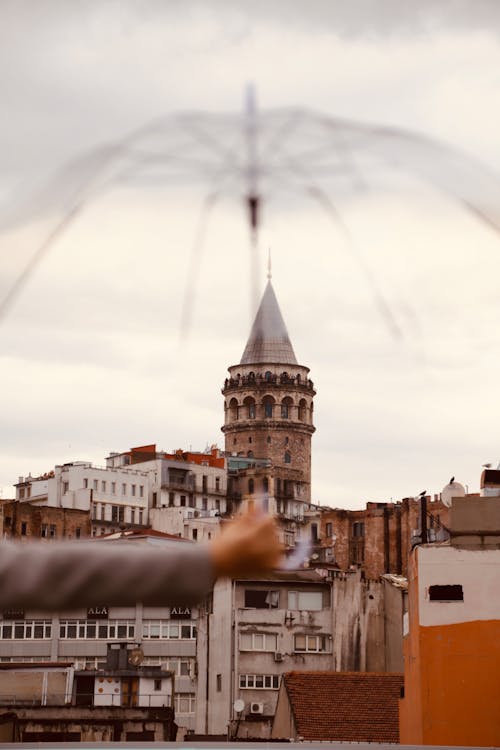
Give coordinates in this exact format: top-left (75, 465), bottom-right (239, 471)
top-left (331, 572), bottom-right (385, 672)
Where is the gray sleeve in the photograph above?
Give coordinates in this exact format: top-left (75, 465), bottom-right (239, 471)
top-left (0, 540), bottom-right (216, 611)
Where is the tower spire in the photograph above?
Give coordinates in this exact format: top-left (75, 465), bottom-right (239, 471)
top-left (267, 249), bottom-right (272, 281)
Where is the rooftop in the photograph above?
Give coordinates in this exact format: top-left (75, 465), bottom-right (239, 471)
top-left (240, 281), bottom-right (298, 366)
top-left (282, 671), bottom-right (403, 743)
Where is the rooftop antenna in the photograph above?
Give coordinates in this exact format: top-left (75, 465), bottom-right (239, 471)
top-left (245, 82), bottom-right (260, 317)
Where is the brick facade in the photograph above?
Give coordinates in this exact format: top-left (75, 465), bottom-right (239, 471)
top-left (320, 496), bottom-right (450, 579)
top-left (1, 501), bottom-right (91, 541)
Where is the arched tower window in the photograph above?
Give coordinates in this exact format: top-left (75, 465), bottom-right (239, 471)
top-left (228, 398), bottom-right (238, 422)
top-left (284, 451), bottom-right (291, 464)
top-left (263, 395), bottom-right (275, 419)
top-left (298, 398), bottom-right (307, 422)
top-left (243, 396), bottom-right (256, 419)
top-left (265, 370), bottom-right (272, 381)
top-left (281, 396), bottom-right (293, 419)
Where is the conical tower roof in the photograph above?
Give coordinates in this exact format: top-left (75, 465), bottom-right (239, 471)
top-left (240, 281), bottom-right (298, 365)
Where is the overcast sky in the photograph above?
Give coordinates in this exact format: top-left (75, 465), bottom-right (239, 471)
top-left (1, 0), bottom-right (500, 508)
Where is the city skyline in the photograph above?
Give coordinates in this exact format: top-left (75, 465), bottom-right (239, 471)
top-left (1, 1), bottom-right (500, 507)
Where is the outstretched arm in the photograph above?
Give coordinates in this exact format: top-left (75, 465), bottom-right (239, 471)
top-left (0, 510), bottom-right (283, 611)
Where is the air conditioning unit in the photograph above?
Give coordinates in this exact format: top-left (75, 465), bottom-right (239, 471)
top-left (274, 652), bottom-right (284, 662)
top-left (250, 702), bottom-right (264, 715)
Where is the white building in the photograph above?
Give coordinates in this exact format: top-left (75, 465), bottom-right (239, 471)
top-left (14, 444), bottom-right (228, 539)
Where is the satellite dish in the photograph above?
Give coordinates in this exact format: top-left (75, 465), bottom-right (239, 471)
top-left (441, 481), bottom-right (466, 508)
top-left (128, 647), bottom-right (144, 666)
top-left (233, 699), bottom-right (245, 714)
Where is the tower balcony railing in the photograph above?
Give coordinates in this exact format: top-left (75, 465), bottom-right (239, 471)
top-left (222, 375), bottom-right (315, 392)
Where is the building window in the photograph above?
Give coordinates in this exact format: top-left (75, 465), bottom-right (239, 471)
top-left (264, 398), bottom-right (274, 418)
top-left (19, 488), bottom-right (25, 499)
top-left (83, 478), bottom-right (88, 489)
top-left (326, 522), bottom-right (333, 537)
top-left (168, 492), bottom-right (174, 507)
top-left (180, 495), bottom-right (186, 507)
top-left (281, 402), bottom-right (289, 419)
top-left (122, 483), bottom-right (126, 496)
top-left (142, 621), bottom-right (196, 640)
top-left (111, 482), bottom-right (116, 494)
top-left (288, 591), bottom-right (323, 611)
top-left (139, 510), bottom-right (143, 525)
top-left (192, 529), bottom-right (198, 541)
top-left (139, 485), bottom-right (144, 497)
top-left (93, 480), bottom-right (98, 491)
top-left (63, 482), bottom-right (69, 493)
top-left (59, 620), bottom-right (135, 639)
top-left (0, 620), bottom-right (52, 640)
top-left (41, 524), bottom-right (48, 538)
top-left (265, 371), bottom-right (272, 381)
top-left (154, 679), bottom-right (162, 691)
top-left (294, 634), bottom-right (330, 653)
top-left (202, 475), bottom-right (208, 493)
top-left (131, 508), bottom-right (135, 524)
top-left (188, 495), bottom-right (195, 508)
top-left (352, 521), bottom-right (365, 537)
top-left (429, 584), bottom-right (464, 602)
top-left (263, 477), bottom-right (269, 493)
top-left (216, 674), bottom-right (222, 692)
top-left (111, 506), bottom-right (118, 523)
top-left (247, 450), bottom-right (254, 459)
top-left (131, 484), bottom-right (136, 497)
top-left (101, 481), bottom-right (106, 492)
top-left (245, 589), bottom-right (279, 609)
top-left (118, 506), bottom-right (124, 523)
top-left (215, 477), bottom-right (220, 491)
top-left (240, 632), bottom-right (278, 651)
top-left (21, 522), bottom-right (27, 536)
top-left (240, 674), bottom-right (280, 690)
top-left (202, 497), bottom-right (207, 510)
top-left (75, 528), bottom-right (81, 539)
top-left (284, 451), bottom-right (291, 464)
top-left (174, 693), bottom-right (195, 714)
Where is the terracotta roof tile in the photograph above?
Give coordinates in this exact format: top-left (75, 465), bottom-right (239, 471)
top-left (284, 671), bottom-right (403, 743)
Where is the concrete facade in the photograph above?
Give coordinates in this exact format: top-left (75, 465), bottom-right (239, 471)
top-left (399, 496), bottom-right (500, 746)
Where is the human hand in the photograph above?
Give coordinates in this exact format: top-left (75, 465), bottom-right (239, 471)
top-left (209, 507), bottom-right (283, 579)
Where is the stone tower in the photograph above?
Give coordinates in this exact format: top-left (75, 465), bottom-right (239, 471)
top-left (222, 280), bottom-right (315, 503)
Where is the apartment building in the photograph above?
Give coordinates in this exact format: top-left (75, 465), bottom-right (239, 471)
top-left (0, 530), bottom-right (200, 734)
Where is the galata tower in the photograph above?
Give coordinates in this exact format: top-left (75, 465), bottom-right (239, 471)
top-left (222, 279), bottom-right (315, 505)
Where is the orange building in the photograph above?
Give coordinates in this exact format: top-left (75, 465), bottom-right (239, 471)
top-left (399, 496), bottom-right (500, 746)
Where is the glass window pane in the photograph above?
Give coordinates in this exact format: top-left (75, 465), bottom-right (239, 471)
top-left (87, 624), bottom-right (96, 638)
top-left (98, 624), bottom-right (107, 638)
top-left (240, 633), bottom-right (252, 649)
top-left (299, 592), bottom-right (322, 610)
top-left (287, 591), bottom-right (298, 609)
top-left (307, 636), bottom-right (317, 650)
top-left (240, 675), bottom-right (246, 688)
top-left (181, 625), bottom-right (191, 639)
top-left (247, 675), bottom-right (254, 687)
top-left (295, 634), bottom-right (306, 651)
top-left (254, 634), bottom-right (264, 649)
top-left (180, 661), bottom-right (189, 676)
top-left (117, 624), bottom-right (127, 638)
top-left (256, 675), bottom-right (264, 688)
top-left (67, 624), bottom-right (77, 638)
top-left (2, 625), bottom-right (12, 638)
top-left (150, 623), bottom-right (160, 638)
top-left (34, 624), bottom-right (44, 638)
top-left (169, 624), bottom-right (179, 639)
